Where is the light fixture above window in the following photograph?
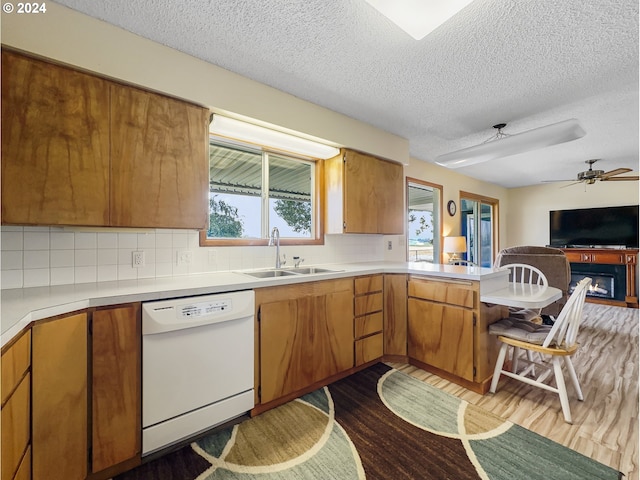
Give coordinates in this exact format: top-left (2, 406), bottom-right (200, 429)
top-left (210, 115), bottom-right (341, 159)
top-left (364, 0), bottom-right (474, 40)
top-left (434, 119), bottom-right (586, 169)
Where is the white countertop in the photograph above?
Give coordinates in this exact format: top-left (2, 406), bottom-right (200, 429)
top-left (1, 261), bottom-right (508, 347)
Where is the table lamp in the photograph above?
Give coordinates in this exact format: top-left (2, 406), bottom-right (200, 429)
top-left (443, 236), bottom-right (467, 263)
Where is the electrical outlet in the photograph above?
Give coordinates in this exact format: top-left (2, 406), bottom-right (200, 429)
top-left (387, 240), bottom-right (393, 250)
top-left (132, 251), bottom-right (145, 268)
top-left (177, 250), bottom-right (193, 266)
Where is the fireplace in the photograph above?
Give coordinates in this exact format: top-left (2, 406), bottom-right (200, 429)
top-left (569, 263), bottom-right (626, 302)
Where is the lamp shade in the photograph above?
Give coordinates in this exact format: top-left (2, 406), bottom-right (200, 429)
top-left (443, 236), bottom-right (467, 253)
top-left (435, 119), bottom-right (586, 169)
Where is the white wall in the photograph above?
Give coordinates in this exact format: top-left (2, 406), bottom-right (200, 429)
top-left (506, 181), bottom-right (639, 247)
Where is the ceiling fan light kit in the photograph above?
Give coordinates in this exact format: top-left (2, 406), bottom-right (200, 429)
top-left (434, 119), bottom-right (586, 169)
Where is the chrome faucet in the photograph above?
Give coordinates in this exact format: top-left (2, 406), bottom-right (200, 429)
top-left (268, 227), bottom-right (286, 268)
top-left (293, 256), bottom-right (305, 268)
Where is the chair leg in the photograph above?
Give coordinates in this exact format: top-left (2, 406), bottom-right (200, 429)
top-left (552, 356), bottom-right (572, 424)
top-left (564, 356), bottom-right (584, 401)
top-left (512, 346), bottom-right (521, 372)
top-left (490, 343), bottom-right (509, 393)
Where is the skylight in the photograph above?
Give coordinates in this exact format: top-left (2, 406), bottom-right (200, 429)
top-left (364, 0), bottom-right (474, 40)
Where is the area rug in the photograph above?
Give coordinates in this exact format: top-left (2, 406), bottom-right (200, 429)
top-left (116, 363), bottom-right (621, 479)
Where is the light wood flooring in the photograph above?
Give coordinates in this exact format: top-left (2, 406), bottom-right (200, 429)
top-left (390, 302), bottom-right (639, 479)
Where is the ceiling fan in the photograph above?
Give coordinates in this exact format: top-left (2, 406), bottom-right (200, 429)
top-left (544, 159), bottom-right (639, 187)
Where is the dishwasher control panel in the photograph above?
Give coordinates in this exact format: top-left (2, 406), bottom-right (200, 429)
top-left (142, 290), bottom-right (254, 335)
top-left (179, 299), bottom-right (232, 318)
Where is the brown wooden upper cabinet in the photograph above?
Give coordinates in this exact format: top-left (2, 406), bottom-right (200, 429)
top-left (1, 50), bottom-right (209, 229)
top-left (325, 149), bottom-right (404, 234)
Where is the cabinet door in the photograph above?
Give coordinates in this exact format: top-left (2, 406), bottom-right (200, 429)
top-left (375, 157), bottom-right (404, 234)
top-left (384, 274), bottom-right (407, 356)
top-left (110, 84), bottom-right (208, 228)
top-left (343, 151), bottom-right (378, 233)
top-left (32, 313), bottom-right (88, 480)
top-left (92, 305), bottom-right (141, 474)
top-left (343, 151), bottom-right (403, 234)
top-left (408, 299), bottom-right (474, 381)
top-left (318, 290), bottom-right (354, 378)
top-left (259, 289), bottom-right (354, 404)
top-left (260, 299), bottom-right (312, 403)
top-left (1, 51), bottom-right (110, 226)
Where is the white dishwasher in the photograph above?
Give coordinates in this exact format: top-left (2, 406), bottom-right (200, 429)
top-left (142, 290), bottom-right (254, 455)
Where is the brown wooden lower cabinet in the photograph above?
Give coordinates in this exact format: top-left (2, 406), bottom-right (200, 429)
top-left (406, 275), bottom-right (505, 393)
top-left (91, 304), bottom-right (142, 476)
top-left (354, 275), bottom-right (384, 366)
top-left (32, 313), bottom-right (88, 480)
top-left (257, 279), bottom-right (354, 405)
top-left (408, 299), bottom-right (474, 381)
top-left (1, 373), bottom-right (30, 480)
top-left (383, 274), bottom-right (407, 357)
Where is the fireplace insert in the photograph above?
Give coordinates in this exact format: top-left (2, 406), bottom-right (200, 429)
top-left (569, 263), bottom-right (626, 302)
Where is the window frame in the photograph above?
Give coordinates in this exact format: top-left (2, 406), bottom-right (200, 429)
top-left (200, 139), bottom-right (325, 247)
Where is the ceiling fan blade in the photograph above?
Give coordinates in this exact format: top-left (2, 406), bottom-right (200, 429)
top-left (602, 175), bottom-right (639, 181)
top-left (541, 179), bottom-right (574, 183)
top-left (601, 168), bottom-right (632, 178)
top-left (560, 181), bottom-right (583, 188)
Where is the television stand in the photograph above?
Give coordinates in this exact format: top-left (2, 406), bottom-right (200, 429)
top-left (560, 248), bottom-right (638, 308)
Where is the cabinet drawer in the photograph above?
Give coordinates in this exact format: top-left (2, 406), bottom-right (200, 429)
top-left (355, 312), bottom-right (383, 339)
top-left (355, 292), bottom-right (383, 316)
top-left (1, 330), bottom-right (31, 405)
top-left (1, 373), bottom-right (30, 480)
top-left (408, 278), bottom-right (475, 308)
top-left (354, 275), bottom-right (383, 295)
top-left (355, 333), bottom-right (383, 366)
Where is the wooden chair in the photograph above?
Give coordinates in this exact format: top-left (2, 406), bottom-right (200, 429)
top-left (502, 263), bottom-right (549, 322)
top-left (489, 276), bottom-right (592, 424)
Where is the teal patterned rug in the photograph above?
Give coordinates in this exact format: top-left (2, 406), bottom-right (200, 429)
top-left (117, 363), bottom-right (621, 479)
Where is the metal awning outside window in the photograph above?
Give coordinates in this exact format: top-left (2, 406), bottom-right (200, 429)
top-left (209, 143), bottom-right (311, 201)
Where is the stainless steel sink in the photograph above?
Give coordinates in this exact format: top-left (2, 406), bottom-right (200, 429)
top-left (288, 267), bottom-right (339, 274)
top-left (241, 269), bottom-right (299, 278)
top-left (239, 267), bottom-right (341, 278)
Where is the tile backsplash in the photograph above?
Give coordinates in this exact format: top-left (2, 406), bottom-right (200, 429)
top-left (1, 226), bottom-right (405, 289)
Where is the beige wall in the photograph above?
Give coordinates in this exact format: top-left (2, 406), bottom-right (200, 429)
top-left (405, 158), bottom-right (509, 252)
top-left (1, 1), bottom-right (409, 164)
top-left (506, 181), bottom-right (639, 247)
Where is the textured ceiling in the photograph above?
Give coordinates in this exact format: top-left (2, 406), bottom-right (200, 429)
top-left (55, 0), bottom-right (639, 188)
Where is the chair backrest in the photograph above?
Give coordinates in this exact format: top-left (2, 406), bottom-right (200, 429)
top-left (494, 246), bottom-right (570, 316)
top-left (503, 263), bottom-right (548, 287)
top-left (542, 276), bottom-right (591, 349)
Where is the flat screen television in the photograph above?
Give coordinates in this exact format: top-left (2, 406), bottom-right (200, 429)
top-left (549, 205), bottom-right (639, 248)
